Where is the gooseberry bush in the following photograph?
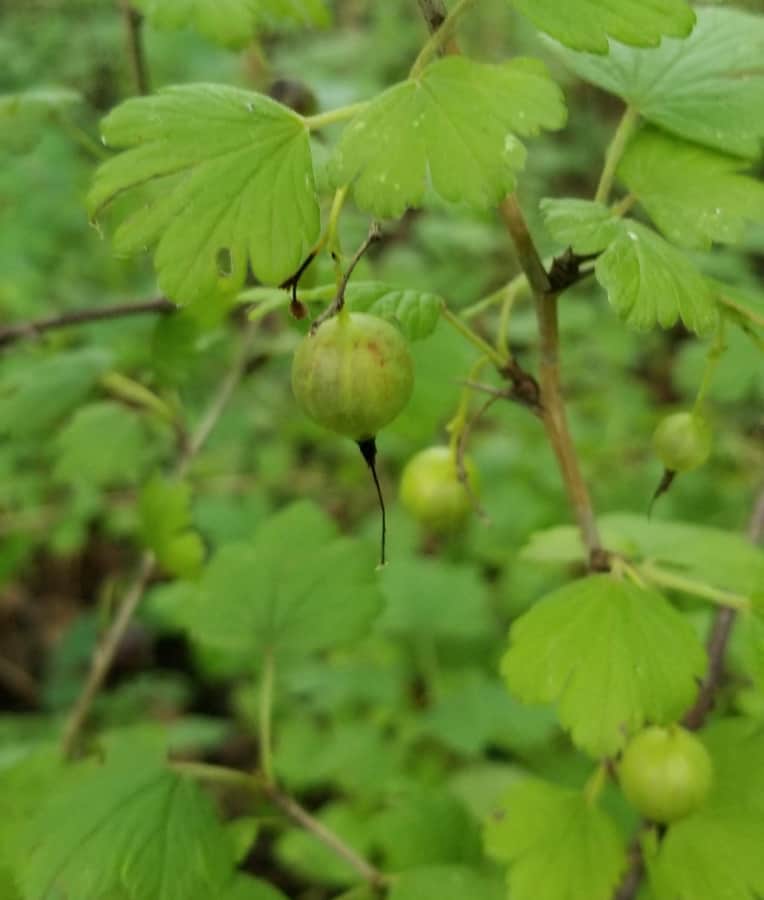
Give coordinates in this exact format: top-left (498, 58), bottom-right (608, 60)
top-left (1, 1), bottom-right (763, 899)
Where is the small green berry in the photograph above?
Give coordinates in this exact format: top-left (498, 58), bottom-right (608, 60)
top-left (653, 411), bottom-right (712, 473)
top-left (400, 445), bottom-right (479, 534)
top-left (619, 725), bottom-right (713, 824)
top-left (291, 311), bottom-right (414, 440)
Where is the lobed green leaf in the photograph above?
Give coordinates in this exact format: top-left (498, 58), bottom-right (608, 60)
top-left (18, 747), bottom-right (233, 900)
top-left (186, 501), bottom-right (383, 660)
top-left (540, 198), bottom-right (620, 254)
top-left (89, 85), bottom-right (320, 304)
top-left (551, 7), bottom-right (764, 158)
top-left (595, 220), bottom-right (719, 335)
top-left (330, 56), bottom-right (565, 217)
top-left (501, 574), bottom-right (707, 757)
top-left (512, 0), bottom-right (694, 54)
top-left (618, 128), bottom-right (764, 250)
top-left (485, 778), bottom-right (626, 900)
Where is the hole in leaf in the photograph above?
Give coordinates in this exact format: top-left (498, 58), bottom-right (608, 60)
top-left (216, 247), bottom-right (233, 277)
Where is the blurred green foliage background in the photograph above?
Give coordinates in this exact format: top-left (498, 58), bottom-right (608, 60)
top-left (0, 1), bottom-right (762, 895)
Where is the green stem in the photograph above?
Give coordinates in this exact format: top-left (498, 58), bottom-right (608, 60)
top-left (100, 371), bottom-right (176, 424)
top-left (440, 304), bottom-right (507, 368)
top-left (583, 763), bottom-right (608, 805)
top-left (637, 562), bottom-right (750, 612)
top-left (594, 106), bottom-right (639, 204)
top-left (259, 648), bottom-right (276, 784)
top-left (719, 294), bottom-right (764, 329)
top-left (304, 102), bottom-right (368, 131)
top-left (694, 317), bottom-right (727, 411)
top-left (447, 356), bottom-right (490, 453)
top-left (410, 0), bottom-right (480, 77)
top-left (497, 279), bottom-right (522, 357)
top-left (55, 114), bottom-right (110, 161)
top-left (326, 185), bottom-right (348, 264)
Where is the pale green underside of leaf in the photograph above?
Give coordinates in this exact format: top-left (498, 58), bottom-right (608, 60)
top-left (242, 281), bottom-right (442, 340)
top-left (617, 128), bottom-right (764, 250)
top-left (19, 750), bottom-right (232, 900)
top-left (133, 0), bottom-right (329, 47)
top-left (541, 199), bottom-right (719, 334)
top-left (89, 84), bottom-right (320, 304)
top-left (485, 778), bottom-right (626, 900)
top-left (540, 198), bottom-right (622, 253)
top-left (501, 574), bottom-right (706, 757)
top-left (186, 501), bottom-right (383, 659)
top-left (551, 7), bottom-right (764, 158)
top-left (522, 513), bottom-right (764, 600)
top-left (512, 0), bottom-right (694, 54)
top-left (329, 56), bottom-right (566, 217)
top-left (596, 220), bottom-right (719, 335)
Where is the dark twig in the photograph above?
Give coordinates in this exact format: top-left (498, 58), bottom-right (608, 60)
top-left (547, 247), bottom-right (598, 293)
top-left (311, 222), bottom-right (382, 333)
top-left (613, 833), bottom-right (647, 900)
top-left (118, 0), bottom-right (150, 95)
top-left (416, 0), bottom-right (448, 35)
top-left (0, 298), bottom-right (177, 350)
top-left (683, 487), bottom-right (764, 731)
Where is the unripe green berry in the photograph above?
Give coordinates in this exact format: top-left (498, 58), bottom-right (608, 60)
top-left (652, 411), bottom-right (712, 473)
top-left (400, 445), bottom-right (479, 534)
top-left (291, 311), bottom-right (414, 440)
top-left (618, 725), bottom-right (713, 824)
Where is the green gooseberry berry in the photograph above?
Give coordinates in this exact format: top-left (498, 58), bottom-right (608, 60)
top-left (291, 310), bottom-right (414, 441)
top-left (618, 725), bottom-right (713, 824)
top-left (400, 445), bottom-right (479, 534)
top-left (652, 411), bottom-right (712, 473)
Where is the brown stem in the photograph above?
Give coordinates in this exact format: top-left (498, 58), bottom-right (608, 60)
top-left (60, 324), bottom-right (257, 758)
top-left (500, 197), bottom-right (604, 567)
top-left (265, 785), bottom-right (388, 890)
top-left (311, 222), bottom-right (381, 332)
top-left (415, 0), bottom-right (459, 53)
top-left (118, 0), bottom-right (151, 96)
top-left (683, 487), bottom-right (764, 731)
top-left (61, 552), bottom-right (155, 757)
top-left (0, 298), bottom-right (177, 350)
top-left (613, 834), bottom-right (646, 900)
top-left (415, 5), bottom-right (604, 568)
